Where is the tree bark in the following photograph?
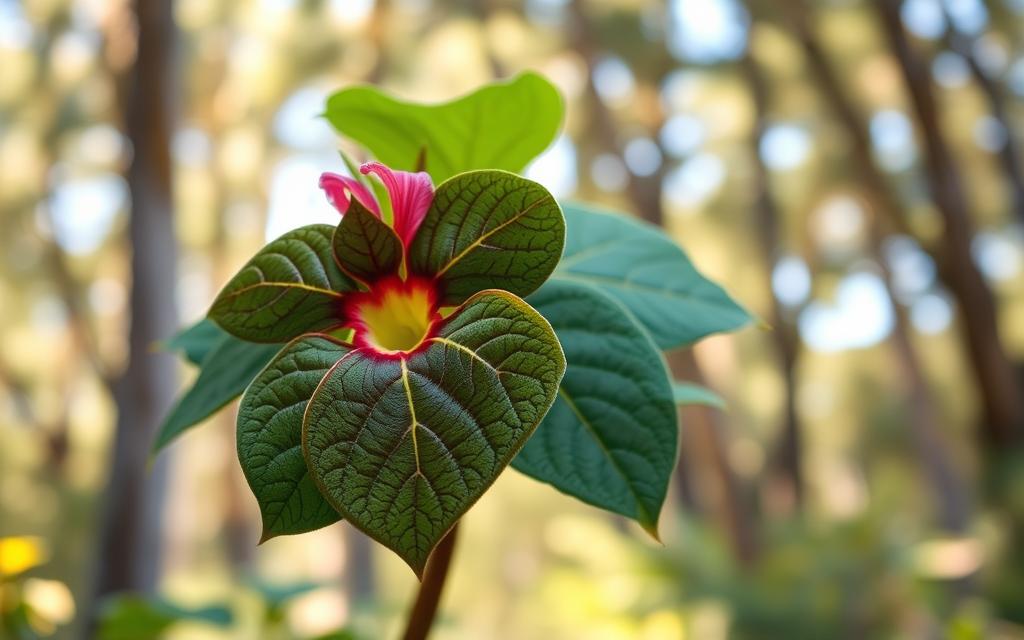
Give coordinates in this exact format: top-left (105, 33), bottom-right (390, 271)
top-left (874, 0), bottom-right (1023, 446)
top-left (89, 0), bottom-right (179, 619)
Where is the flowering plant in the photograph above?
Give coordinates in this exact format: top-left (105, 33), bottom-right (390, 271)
top-left (158, 75), bottom-right (749, 627)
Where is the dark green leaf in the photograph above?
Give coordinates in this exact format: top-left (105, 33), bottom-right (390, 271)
top-left (163, 318), bottom-right (224, 365)
top-left (553, 203), bottom-right (751, 349)
top-left (517, 279), bottom-right (677, 536)
top-left (408, 170), bottom-right (564, 305)
top-left (332, 200), bottom-right (403, 283)
top-left (324, 72), bottom-right (563, 184)
top-left (153, 336), bottom-right (281, 453)
top-left (209, 225), bottom-right (356, 342)
top-left (304, 290), bottom-right (565, 575)
top-left (238, 335), bottom-right (350, 541)
top-left (673, 382), bottom-right (726, 409)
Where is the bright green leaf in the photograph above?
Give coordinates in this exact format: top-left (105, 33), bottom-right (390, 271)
top-left (304, 290), bottom-right (565, 575)
top-left (154, 336), bottom-right (281, 453)
top-left (209, 225), bottom-right (356, 343)
top-left (332, 200), bottom-right (403, 283)
top-left (324, 72), bottom-right (563, 184)
top-left (672, 382), bottom-right (726, 409)
top-left (238, 335), bottom-right (350, 541)
top-left (163, 318), bottom-right (224, 365)
top-left (516, 279), bottom-right (677, 536)
top-left (408, 171), bottom-right (564, 305)
top-left (553, 203), bottom-right (751, 350)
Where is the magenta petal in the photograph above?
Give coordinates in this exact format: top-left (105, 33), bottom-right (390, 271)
top-left (318, 172), bottom-right (381, 217)
top-left (360, 162), bottom-right (434, 247)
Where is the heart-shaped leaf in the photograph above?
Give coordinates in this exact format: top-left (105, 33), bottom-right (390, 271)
top-left (332, 200), bottom-right (403, 284)
top-left (237, 335), bottom-right (350, 541)
top-left (153, 335), bottom-right (282, 453)
top-left (303, 290), bottom-right (565, 575)
top-left (324, 72), bottom-right (563, 184)
top-left (516, 279), bottom-right (677, 536)
top-left (552, 203), bottom-right (751, 350)
top-left (408, 171), bottom-right (564, 306)
top-left (210, 225), bottom-right (356, 342)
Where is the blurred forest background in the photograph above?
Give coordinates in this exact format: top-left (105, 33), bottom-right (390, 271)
top-left (2, 0), bottom-right (1024, 637)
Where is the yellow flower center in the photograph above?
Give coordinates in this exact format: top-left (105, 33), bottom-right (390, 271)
top-left (350, 278), bottom-right (437, 354)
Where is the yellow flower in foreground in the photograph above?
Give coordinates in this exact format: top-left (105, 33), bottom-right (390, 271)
top-left (0, 536), bottom-right (48, 578)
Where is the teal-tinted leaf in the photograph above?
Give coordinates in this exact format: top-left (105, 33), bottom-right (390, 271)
top-left (163, 318), bottom-right (224, 365)
top-left (516, 279), bottom-right (677, 536)
top-left (154, 336), bottom-right (281, 453)
top-left (408, 171), bottom-right (564, 305)
top-left (673, 382), bottom-right (726, 409)
top-left (238, 335), bottom-right (350, 541)
top-left (332, 200), bottom-right (402, 283)
top-left (209, 225), bottom-right (356, 342)
top-left (304, 290), bottom-right (565, 575)
top-left (324, 72), bottom-right (563, 184)
top-left (553, 203), bottom-right (751, 349)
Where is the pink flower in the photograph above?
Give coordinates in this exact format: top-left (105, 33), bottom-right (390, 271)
top-left (319, 162), bottom-right (434, 249)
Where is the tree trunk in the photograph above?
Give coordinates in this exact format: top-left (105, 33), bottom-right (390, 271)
top-left (779, 0), bottom-right (1023, 448)
top-left (89, 0), bottom-right (179, 619)
top-left (740, 48), bottom-right (805, 512)
top-left (874, 0), bottom-right (1023, 447)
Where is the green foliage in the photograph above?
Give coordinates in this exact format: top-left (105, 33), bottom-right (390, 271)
top-left (209, 225), bottom-right (356, 343)
top-left (153, 333), bottom-right (281, 452)
top-left (408, 170), bottom-right (565, 305)
top-left (97, 595), bottom-right (232, 640)
top-left (163, 318), bottom-right (224, 365)
top-left (333, 200), bottom-right (403, 283)
top-left (237, 335), bottom-right (350, 541)
top-left (552, 203), bottom-right (751, 349)
top-left (672, 382), bottom-right (726, 409)
top-left (324, 72), bottom-right (563, 183)
top-left (304, 290), bottom-right (565, 575)
top-left (517, 279), bottom-right (676, 536)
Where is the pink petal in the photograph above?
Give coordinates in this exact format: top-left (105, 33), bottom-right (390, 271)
top-left (318, 172), bottom-right (381, 217)
top-left (360, 162), bottom-right (434, 247)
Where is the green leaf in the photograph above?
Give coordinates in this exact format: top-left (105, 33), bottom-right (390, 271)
top-left (332, 200), bottom-right (403, 283)
top-left (672, 382), bottom-right (726, 409)
top-left (324, 72), bottom-right (563, 184)
top-left (408, 171), bottom-right (564, 306)
top-left (237, 335), bottom-right (350, 541)
top-left (516, 279), bottom-right (677, 536)
top-left (209, 224), bottom-right (356, 343)
top-left (553, 203), bottom-right (751, 350)
top-left (154, 336), bottom-right (281, 453)
top-left (163, 318), bottom-right (224, 365)
top-left (98, 595), bottom-right (232, 640)
top-left (304, 290), bottom-right (565, 575)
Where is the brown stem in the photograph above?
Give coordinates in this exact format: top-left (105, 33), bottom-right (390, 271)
top-left (401, 524), bottom-right (460, 640)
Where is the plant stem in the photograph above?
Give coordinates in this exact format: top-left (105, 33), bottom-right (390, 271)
top-left (400, 524), bottom-right (459, 640)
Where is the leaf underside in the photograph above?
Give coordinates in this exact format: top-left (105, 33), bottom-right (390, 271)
top-left (409, 170), bottom-right (565, 306)
top-left (163, 318), bottom-right (224, 366)
top-left (209, 225), bottom-right (356, 343)
top-left (332, 200), bottom-right (403, 284)
top-left (237, 335), bottom-right (352, 541)
top-left (672, 382), bottom-right (726, 409)
top-left (303, 290), bottom-right (565, 575)
top-left (323, 72), bottom-right (563, 184)
top-left (154, 334), bottom-right (282, 453)
top-left (552, 203), bottom-right (751, 350)
top-left (517, 279), bottom-right (677, 536)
